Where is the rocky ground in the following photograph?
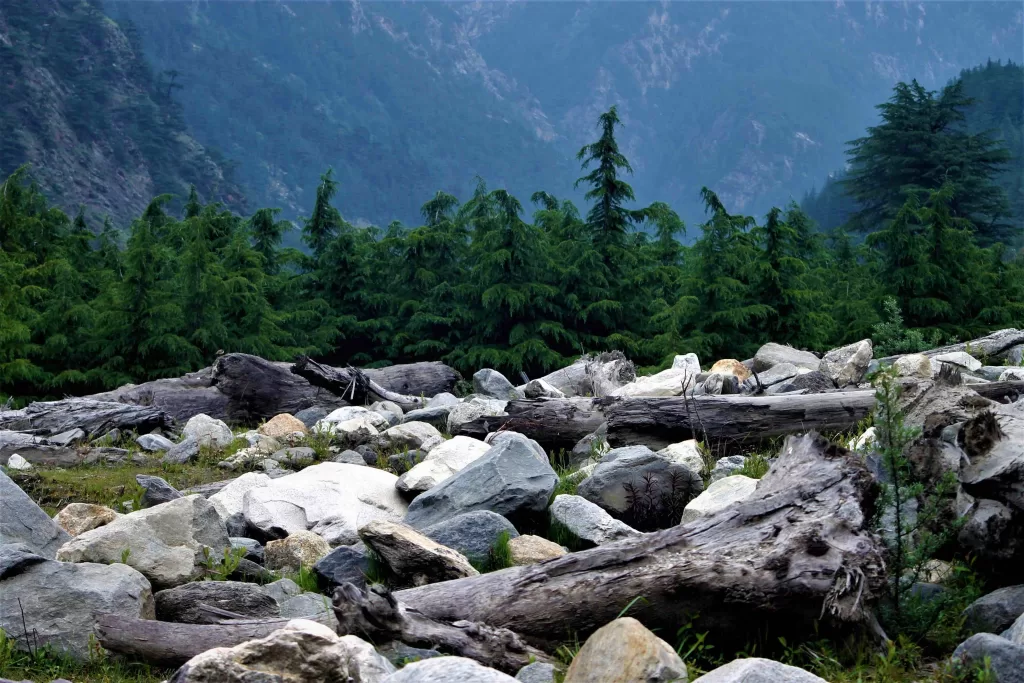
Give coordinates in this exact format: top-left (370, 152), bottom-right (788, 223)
top-left (1, 332), bottom-right (1023, 683)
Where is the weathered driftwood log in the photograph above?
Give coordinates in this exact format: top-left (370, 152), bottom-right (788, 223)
top-left (213, 353), bottom-right (347, 423)
top-left (0, 399), bottom-right (172, 438)
top-left (605, 391), bottom-right (877, 451)
top-left (395, 433), bottom-right (885, 649)
top-left (331, 583), bottom-right (554, 673)
top-left (94, 611), bottom-right (338, 666)
top-left (971, 380), bottom-right (1024, 404)
top-left (291, 357), bottom-right (460, 413)
top-left (457, 391), bottom-right (876, 453)
top-left (457, 398), bottom-right (606, 453)
top-left (87, 366), bottom-right (230, 423)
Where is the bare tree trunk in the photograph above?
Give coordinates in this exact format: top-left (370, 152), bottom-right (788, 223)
top-left (605, 391), bottom-right (877, 451)
top-left (94, 612), bottom-right (338, 666)
top-left (213, 353), bottom-right (347, 423)
top-left (331, 584), bottom-right (554, 673)
top-left (971, 380), bottom-right (1024, 404)
top-left (394, 433), bottom-right (885, 649)
top-left (457, 398), bottom-right (606, 452)
top-left (456, 392), bottom-right (876, 453)
top-left (0, 399), bottom-right (172, 438)
top-left (291, 357), bottom-right (459, 413)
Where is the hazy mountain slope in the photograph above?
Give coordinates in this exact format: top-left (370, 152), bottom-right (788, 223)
top-left (0, 0), bottom-right (245, 225)
top-left (108, 1), bottom-right (1021, 227)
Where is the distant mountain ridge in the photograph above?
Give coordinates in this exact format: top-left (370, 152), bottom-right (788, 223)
top-left (0, 0), bottom-right (245, 226)
top-left (3, 1), bottom-right (1021, 227)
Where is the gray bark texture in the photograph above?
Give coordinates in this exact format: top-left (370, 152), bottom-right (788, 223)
top-left (393, 433), bottom-right (885, 649)
top-left (0, 399), bottom-right (172, 438)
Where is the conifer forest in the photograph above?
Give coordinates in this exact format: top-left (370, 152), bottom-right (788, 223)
top-left (2, 63), bottom-right (1023, 403)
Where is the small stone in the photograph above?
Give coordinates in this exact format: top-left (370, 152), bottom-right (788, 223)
top-left (375, 422), bottom-right (444, 454)
top-left (933, 351), bottom-right (982, 373)
top-left (359, 519), bottom-right (478, 588)
top-left (136, 433), bottom-right (175, 452)
top-left (385, 656), bottom-right (517, 682)
top-left (681, 475), bottom-right (758, 524)
top-left (53, 503), bottom-right (120, 537)
top-left (516, 661), bottom-right (558, 683)
top-left (421, 511), bottom-right (519, 564)
top-left (294, 406), bottom-right (331, 429)
top-left (818, 339), bottom-right (873, 387)
top-left (753, 343), bottom-right (820, 373)
top-left (261, 577), bottom-right (302, 603)
top-left (428, 392), bottom-right (460, 408)
top-left (508, 535), bottom-right (566, 565)
top-left (271, 446), bottom-right (317, 465)
top-left (709, 359), bottom-right (751, 381)
top-left (999, 367), bottom-right (1024, 381)
top-left (332, 450), bottom-right (366, 466)
top-left (313, 544), bottom-right (370, 592)
top-left (230, 537), bottom-right (264, 564)
top-left (564, 617), bottom-right (686, 683)
top-left (378, 641), bottom-right (444, 667)
top-left (549, 495), bottom-right (640, 548)
top-left (672, 353), bottom-right (701, 373)
top-left (5, 454), bottom-right (31, 471)
top-left (264, 530), bottom-right (331, 573)
top-left (182, 414), bottom-right (235, 450)
top-left (894, 354), bottom-right (933, 378)
top-left (692, 657), bottom-right (827, 682)
top-left (259, 414), bottom-right (308, 439)
top-left (135, 474), bottom-right (183, 508)
top-left (164, 435), bottom-right (200, 464)
top-left (523, 378), bottom-right (566, 399)
top-left (709, 455), bottom-right (746, 483)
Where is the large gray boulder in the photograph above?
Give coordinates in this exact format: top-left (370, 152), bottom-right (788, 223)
top-left (155, 581), bottom-right (279, 624)
top-left (473, 369), bottom-right (525, 400)
top-left (577, 446), bottom-right (702, 529)
top-left (960, 410), bottom-right (1024, 511)
top-left (242, 462), bottom-right (407, 545)
top-left (56, 494), bottom-right (230, 589)
top-left (165, 435), bottom-right (200, 465)
top-left (421, 511), bottom-right (519, 563)
top-left (0, 551), bottom-right (154, 659)
top-left (778, 370), bottom-right (836, 394)
top-left (1004, 612), bottom-right (1024, 645)
top-left (819, 339), bottom-right (873, 387)
top-left (136, 433), bottom-right (175, 452)
top-left (516, 662), bottom-right (557, 683)
top-left (692, 658), bottom-right (827, 682)
top-left (563, 617), bottom-right (686, 683)
top-left (404, 437), bottom-right (557, 529)
top-left (384, 656), bottom-right (516, 682)
top-left (952, 633), bottom-right (1024, 683)
top-left (374, 422), bottom-right (445, 454)
top-left (549, 495), bottom-right (640, 548)
top-left (0, 469), bottom-right (70, 558)
top-left (169, 619), bottom-right (394, 683)
top-left (753, 343), bottom-right (820, 372)
top-left (964, 585), bottom-right (1024, 634)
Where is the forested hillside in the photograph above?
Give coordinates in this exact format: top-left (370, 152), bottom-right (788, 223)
top-left (803, 60), bottom-right (1024, 244)
top-left (106, 0), bottom-right (1022, 227)
top-left (3, 76), bottom-right (1022, 403)
top-left (0, 0), bottom-right (245, 224)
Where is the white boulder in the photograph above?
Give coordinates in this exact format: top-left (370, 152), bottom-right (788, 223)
top-left (681, 475), bottom-right (758, 524)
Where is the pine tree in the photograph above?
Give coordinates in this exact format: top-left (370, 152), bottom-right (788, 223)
top-left (846, 79), bottom-right (1011, 244)
top-left (303, 169), bottom-right (342, 259)
top-left (249, 207), bottom-right (288, 276)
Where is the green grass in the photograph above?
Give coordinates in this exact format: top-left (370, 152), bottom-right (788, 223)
top-left (470, 530), bottom-right (514, 573)
top-left (279, 565), bottom-right (321, 593)
top-left (0, 630), bottom-right (172, 683)
top-left (735, 452), bottom-right (770, 479)
top-left (11, 458), bottom-right (229, 516)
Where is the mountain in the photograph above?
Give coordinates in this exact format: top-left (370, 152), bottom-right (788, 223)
top-left (0, 0), bottom-right (244, 225)
top-left (104, 0), bottom-right (1022, 228)
top-left (3, 1), bottom-right (1020, 228)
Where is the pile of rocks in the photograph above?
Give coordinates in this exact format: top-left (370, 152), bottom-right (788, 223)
top-left (2, 331), bottom-right (1023, 682)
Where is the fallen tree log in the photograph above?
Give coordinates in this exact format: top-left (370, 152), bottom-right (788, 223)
top-left (457, 398), bottom-right (606, 453)
top-left (528, 352), bottom-right (636, 398)
top-left (605, 390), bottom-right (877, 451)
top-left (291, 357), bottom-right (460, 413)
top-left (0, 399), bottom-right (172, 439)
top-left (395, 433), bottom-right (885, 650)
top-left (87, 367), bottom-right (230, 423)
top-left (456, 391), bottom-right (876, 453)
top-left (94, 611), bottom-right (338, 666)
top-left (877, 328), bottom-right (1024, 366)
top-left (331, 583), bottom-right (555, 673)
top-left (213, 353), bottom-right (348, 423)
top-left (970, 380), bottom-right (1024, 404)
